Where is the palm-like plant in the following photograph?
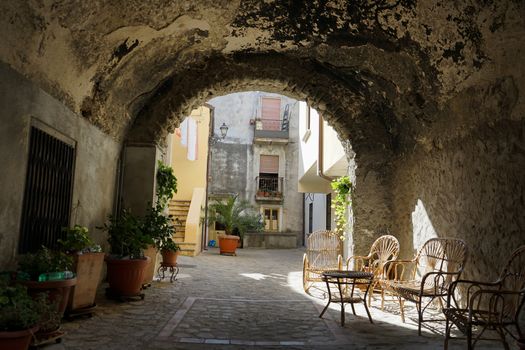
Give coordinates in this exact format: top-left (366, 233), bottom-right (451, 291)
top-left (209, 195), bottom-right (263, 238)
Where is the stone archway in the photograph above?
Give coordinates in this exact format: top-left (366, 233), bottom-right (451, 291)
top-left (118, 52), bottom-right (418, 257)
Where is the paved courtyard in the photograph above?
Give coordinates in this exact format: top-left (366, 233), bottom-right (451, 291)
top-left (49, 248), bottom-right (508, 349)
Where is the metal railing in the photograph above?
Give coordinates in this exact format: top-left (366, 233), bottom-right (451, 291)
top-left (255, 118), bottom-right (283, 131)
top-left (256, 176), bottom-right (283, 198)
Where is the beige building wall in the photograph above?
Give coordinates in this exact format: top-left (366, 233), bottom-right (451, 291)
top-left (170, 106), bottom-right (210, 200)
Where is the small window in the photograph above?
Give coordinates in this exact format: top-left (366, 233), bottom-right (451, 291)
top-left (261, 97), bottom-right (281, 131)
top-left (263, 208), bottom-right (279, 231)
top-left (259, 155), bottom-right (279, 174)
top-left (19, 126), bottom-right (76, 253)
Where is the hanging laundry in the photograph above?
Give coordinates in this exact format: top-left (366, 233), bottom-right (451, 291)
top-left (179, 118), bottom-right (188, 146)
top-left (187, 117), bottom-right (198, 161)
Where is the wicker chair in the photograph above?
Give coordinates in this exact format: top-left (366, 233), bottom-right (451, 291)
top-left (303, 230), bottom-right (343, 294)
top-left (444, 245), bottom-right (525, 350)
top-left (346, 235), bottom-right (400, 307)
top-left (380, 238), bottom-right (468, 335)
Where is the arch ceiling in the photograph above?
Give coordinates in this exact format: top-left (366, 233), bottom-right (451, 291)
top-left (1, 1), bottom-right (523, 160)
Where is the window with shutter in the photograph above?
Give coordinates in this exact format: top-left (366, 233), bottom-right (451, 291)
top-left (261, 97), bottom-right (281, 131)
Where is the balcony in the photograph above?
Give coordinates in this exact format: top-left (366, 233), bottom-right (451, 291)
top-left (255, 176), bottom-right (284, 202)
top-left (253, 118), bottom-right (289, 144)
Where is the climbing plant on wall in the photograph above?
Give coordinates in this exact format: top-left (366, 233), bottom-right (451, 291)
top-left (331, 176), bottom-right (352, 240)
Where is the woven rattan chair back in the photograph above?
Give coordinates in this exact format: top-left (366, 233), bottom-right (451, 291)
top-left (368, 235), bottom-right (400, 277)
top-left (416, 238), bottom-right (468, 284)
top-left (500, 245), bottom-right (525, 291)
top-left (498, 245), bottom-right (525, 318)
top-left (306, 230), bottom-right (342, 270)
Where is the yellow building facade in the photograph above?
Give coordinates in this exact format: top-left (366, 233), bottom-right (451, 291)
top-left (168, 106), bottom-right (211, 256)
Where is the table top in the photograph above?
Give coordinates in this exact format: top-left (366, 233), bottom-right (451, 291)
top-left (321, 270), bottom-right (373, 279)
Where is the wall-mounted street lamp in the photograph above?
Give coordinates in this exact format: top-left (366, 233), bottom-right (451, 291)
top-left (209, 122), bottom-right (229, 145)
top-left (219, 122), bottom-right (229, 139)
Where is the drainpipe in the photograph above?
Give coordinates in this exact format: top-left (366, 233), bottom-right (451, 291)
top-left (317, 115), bottom-right (335, 182)
top-left (202, 103), bottom-right (215, 251)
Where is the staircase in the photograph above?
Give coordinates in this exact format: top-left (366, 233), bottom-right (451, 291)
top-left (168, 200), bottom-right (197, 256)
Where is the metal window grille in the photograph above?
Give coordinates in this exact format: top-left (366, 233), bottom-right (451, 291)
top-left (19, 126), bottom-right (75, 253)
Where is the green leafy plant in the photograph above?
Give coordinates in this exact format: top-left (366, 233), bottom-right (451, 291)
top-left (100, 210), bottom-right (152, 259)
top-left (331, 176), bottom-right (352, 240)
top-left (143, 204), bottom-right (179, 253)
top-left (160, 239), bottom-right (180, 253)
top-left (156, 161), bottom-right (178, 209)
top-left (0, 275), bottom-right (40, 331)
top-left (208, 195), bottom-right (263, 239)
top-left (142, 161), bottom-right (179, 253)
top-left (18, 247), bottom-right (73, 281)
top-left (58, 225), bottom-right (101, 254)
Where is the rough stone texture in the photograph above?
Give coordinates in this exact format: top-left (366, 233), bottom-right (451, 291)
top-left (392, 107), bottom-right (525, 277)
top-left (0, 62), bottom-right (119, 269)
top-left (1, 1), bottom-right (525, 283)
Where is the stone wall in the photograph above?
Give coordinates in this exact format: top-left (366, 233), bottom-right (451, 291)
top-left (208, 143), bottom-right (250, 199)
top-left (0, 62), bottom-right (120, 269)
top-left (392, 78), bottom-right (525, 281)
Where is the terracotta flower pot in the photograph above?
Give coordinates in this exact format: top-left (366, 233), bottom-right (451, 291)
top-left (21, 278), bottom-right (77, 317)
top-left (218, 235), bottom-right (240, 256)
top-left (0, 326), bottom-right (39, 350)
top-left (142, 245), bottom-right (158, 285)
top-left (161, 250), bottom-right (179, 265)
top-left (105, 256), bottom-right (150, 296)
top-left (68, 252), bottom-right (104, 311)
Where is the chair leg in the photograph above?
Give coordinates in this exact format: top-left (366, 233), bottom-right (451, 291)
top-left (368, 282), bottom-right (374, 306)
top-left (467, 326), bottom-right (473, 350)
top-left (381, 289), bottom-right (385, 310)
top-left (444, 317), bottom-right (450, 350)
top-left (497, 326), bottom-right (510, 350)
top-left (417, 299), bottom-right (422, 336)
top-left (398, 296), bottom-right (405, 323)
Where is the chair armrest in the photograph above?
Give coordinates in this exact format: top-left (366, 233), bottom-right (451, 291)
top-left (383, 259), bottom-right (416, 281)
top-left (420, 271), bottom-right (462, 296)
top-left (446, 279), bottom-right (502, 308)
top-left (346, 255), bottom-right (370, 271)
top-left (303, 253), bottom-right (309, 267)
top-left (468, 289), bottom-right (525, 323)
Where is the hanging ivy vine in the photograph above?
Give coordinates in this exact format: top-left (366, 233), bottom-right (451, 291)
top-left (331, 176), bottom-right (352, 240)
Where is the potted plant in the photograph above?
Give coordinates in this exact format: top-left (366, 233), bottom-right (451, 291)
top-left (0, 276), bottom-right (40, 350)
top-left (101, 210), bottom-right (152, 298)
top-left (208, 195), bottom-right (263, 255)
top-left (142, 161), bottom-right (178, 283)
top-left (16, 247), bottom-right (76, 344)
top-left (159, 239), bottom-right (181, 265)
top-left (17, 247), bottom-right (76, 317)
top-left (58, 225), bottom-right (104, 315)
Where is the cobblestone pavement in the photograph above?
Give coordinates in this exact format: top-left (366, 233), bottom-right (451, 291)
top-left (46, 248), bottom-right (511, 350)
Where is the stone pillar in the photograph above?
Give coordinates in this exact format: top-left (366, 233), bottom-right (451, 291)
top-left (120, 144), bottom-right (161, 216)
top-left (350, 166), bottom-right (394, 256)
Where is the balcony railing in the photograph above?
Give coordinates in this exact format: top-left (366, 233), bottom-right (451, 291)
top-left (255, 176), bottom-right (283, 201)
top-left (253, 119), bottom-right (289, 143)
top-left (255, 118), bottom-right (285, 131)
